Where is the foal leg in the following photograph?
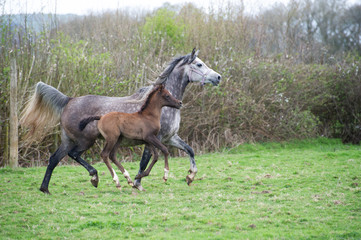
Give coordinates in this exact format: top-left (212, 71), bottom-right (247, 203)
top-left (168, 134), bottom-right (197, 185)
top-left (146, 136), bottom-right (170, 182)
top-left (99, 137), bottom-right (121, 190)
top-left (140, 135), bottom-right (170, 182)
top-left (40, 143), bottom-right (71, 194)
top-left (109, 138), bottom-right (133, 187)
top-left (135, 144), bottom-right (158, 180)
top-left (103, 155), bottom-right (122, 190)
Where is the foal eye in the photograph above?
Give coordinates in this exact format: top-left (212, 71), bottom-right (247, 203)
top-left (197, 63), bottom-right (203, 68)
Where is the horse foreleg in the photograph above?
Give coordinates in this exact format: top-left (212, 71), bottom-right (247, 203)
top-left (40, 144), bottom-right (70, 194)
top-left (133, 146), bottom-right (152, 191)
top-left (168, 134), bottom-right (197, 185)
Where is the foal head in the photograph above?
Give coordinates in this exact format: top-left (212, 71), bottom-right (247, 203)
top-left (140, 85), bottom-right (182, 113)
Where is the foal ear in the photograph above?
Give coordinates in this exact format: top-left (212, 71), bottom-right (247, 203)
top-left (155, 83), bottom-right (164, 91)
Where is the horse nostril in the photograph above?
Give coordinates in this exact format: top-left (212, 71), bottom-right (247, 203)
top-left (218, 75), bottom-right (221, 81)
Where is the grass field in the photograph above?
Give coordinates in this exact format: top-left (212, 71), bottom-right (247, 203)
top-left (1, 138), bottom-right (361, 239)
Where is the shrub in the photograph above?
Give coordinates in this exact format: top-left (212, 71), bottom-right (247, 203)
top-left (142, 7), bottom-right (187, 53)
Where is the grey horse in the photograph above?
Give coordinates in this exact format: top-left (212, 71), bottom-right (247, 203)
top-left (20, 49), bottom-right (221, 193)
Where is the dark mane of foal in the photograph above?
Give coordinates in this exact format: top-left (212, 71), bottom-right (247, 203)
top-left (156, 52), bottom-right (197, 85)
top-left (139, 85), bottom-right (162, 113)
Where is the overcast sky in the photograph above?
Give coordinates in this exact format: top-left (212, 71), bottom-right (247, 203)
top-left (3, 0), bottom-right (292, 15)
top-left (2, 0), bottom-right (360, 15)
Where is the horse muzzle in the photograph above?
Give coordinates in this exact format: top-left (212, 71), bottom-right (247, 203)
top-left (211, 74), bottom-right (222, 86)
top-left (177, 101), bottom-right (183, 109)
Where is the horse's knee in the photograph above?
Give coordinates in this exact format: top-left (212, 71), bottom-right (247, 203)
top-left (100, 151), bottom-right (108, 160)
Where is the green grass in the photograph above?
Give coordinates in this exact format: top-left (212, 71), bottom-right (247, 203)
top-left (1, 138), bottom-right (361, 239)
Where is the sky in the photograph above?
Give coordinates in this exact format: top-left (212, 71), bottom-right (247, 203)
top-left (2, 0), bottom-right (292, 15)
top-left (2, 0), bottom-right (360, 15)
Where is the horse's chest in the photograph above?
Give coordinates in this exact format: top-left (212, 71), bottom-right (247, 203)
top-left (160, 111), bottom-right (180, 140)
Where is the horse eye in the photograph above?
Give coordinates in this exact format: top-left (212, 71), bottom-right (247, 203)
top-left (197, 63), bottom-right (202, 68)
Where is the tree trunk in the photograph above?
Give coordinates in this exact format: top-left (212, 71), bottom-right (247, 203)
top-left (8, 58), bottom-right (18, 168)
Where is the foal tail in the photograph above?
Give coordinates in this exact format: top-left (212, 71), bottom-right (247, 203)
top-left (79, 116), bottom-right (101, 131)
top-left (20, 82), bottom-right (71, 143)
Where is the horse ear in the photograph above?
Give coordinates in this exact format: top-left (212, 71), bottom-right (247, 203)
top-left (191, 48), bottom-right (196, 57)
top-left (189, 48), bottom-right (199, 63)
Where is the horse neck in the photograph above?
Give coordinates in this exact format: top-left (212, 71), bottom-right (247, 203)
top-left (164, 69), bottom-right (189, 100)
top-left (140, 96), bottom-right (163, 120)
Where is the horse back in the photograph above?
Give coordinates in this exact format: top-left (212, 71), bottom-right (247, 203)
top-left (61, 94), bottom-right (143, 142)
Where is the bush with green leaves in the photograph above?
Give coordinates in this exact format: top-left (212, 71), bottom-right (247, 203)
top-left (142, 7), bottom-right (187, 53)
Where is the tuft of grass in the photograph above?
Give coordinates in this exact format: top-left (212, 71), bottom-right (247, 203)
top-left (1, 138), bottom-right (360, 239)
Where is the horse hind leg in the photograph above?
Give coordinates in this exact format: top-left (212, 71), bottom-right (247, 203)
top-left (68, 143), bottom-right (99, 188)
top-left (40, 143), bottom-right (72, 194)
top-left (109, 137), bottom-right (134, 187)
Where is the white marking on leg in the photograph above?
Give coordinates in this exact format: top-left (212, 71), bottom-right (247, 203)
top-left (123, 169), bottom-right (130, 179)
top-left (112, 168), bottom-right (120, 186)
top-left (164, 168), bottom-right (169, 180)
top-left (123, 169), bottom-right (133, 186)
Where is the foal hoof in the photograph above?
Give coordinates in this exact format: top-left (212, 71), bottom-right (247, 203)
top-left (90, 174), bottom-right (99, 188)
top-left (163, 176), bottom-right (168, 183)
top-left (40, 187), bottom-right (51, 195)
top-left (133, 180), bottom-right (145, 191)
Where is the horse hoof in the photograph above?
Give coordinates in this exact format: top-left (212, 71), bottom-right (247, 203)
top-left (40, 187), bottom-right (51, 194)
top-left (116, 186), bottom-right (122, 191)
top-left (133, 181), bottom-right (145, 191)
top-left (163, 177), bottom-right (168, 183)
top-left (128, 181), bottom-right (134, 187)
top-left (186, 175), bottom-right (193, 186)
top-left (90, 175), bottom-right (99, 188)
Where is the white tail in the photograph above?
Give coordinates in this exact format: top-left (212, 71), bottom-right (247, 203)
top-left (20, 82), bottom-right (70, 143)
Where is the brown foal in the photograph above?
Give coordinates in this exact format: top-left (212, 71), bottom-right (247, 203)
top-left (79, 85), bottom-right (182, 190)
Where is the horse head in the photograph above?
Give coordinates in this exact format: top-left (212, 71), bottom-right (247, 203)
top-left (155, 48), bottom-right (222, 87)
top-left (185, 48), bottom-right (221, 86)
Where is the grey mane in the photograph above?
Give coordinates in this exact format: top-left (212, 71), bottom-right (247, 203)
top-left (155, 51), bottom-right (198, 85)
top-left (131, 50), bottom-right (198, 103)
